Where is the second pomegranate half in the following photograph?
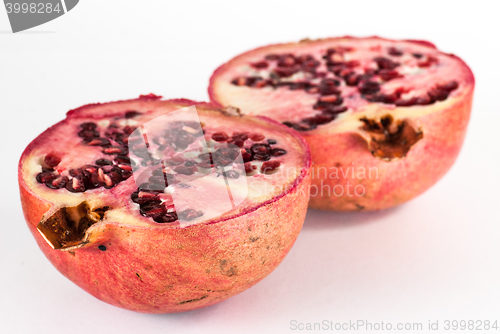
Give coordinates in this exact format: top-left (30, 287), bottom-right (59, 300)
top-left (209, 36), bottom-right (474, 211)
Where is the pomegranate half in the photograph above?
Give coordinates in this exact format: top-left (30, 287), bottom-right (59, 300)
top-left (18, 95), bottom-right (311, 313)
top-left (209, 36), bottom-right (474, 211)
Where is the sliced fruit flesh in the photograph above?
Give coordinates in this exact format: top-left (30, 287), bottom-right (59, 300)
top-left (21, 101), bottom-right (309, 249)
top-left (211, 37), bottom-right (473, 136)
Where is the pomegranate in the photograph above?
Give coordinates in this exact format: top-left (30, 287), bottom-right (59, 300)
top-left (18, 95), bottom-right (311, 313)
top-left (209, 36), bottom-right (474, 211)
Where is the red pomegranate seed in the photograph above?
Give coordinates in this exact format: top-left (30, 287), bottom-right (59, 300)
top-left (44, 153), bottom-right (61, 168)
top-left (118, 164), bottom-right (133, 171)
top-left (254, 80), bottom-right (267, 88)
top-left (244, 162), bottom-right (256, 174)
top-left (232, 140), bottom-right (245, 148)
top-left (319, 95), bottom-right (339, 103)
top-left (345, 60), bottom-right (360, 68)
top-left (261, 161), bottom-right (281, 174)
top-left (428, 88), bottom-right (449, 101)
top-left (388, 47), bottom-right (403, 56)
top-left (271, 148), bottom-right (287, 156)
top-left (104, 147), bottom-right (123, 154)
top-left (251, 61), bottom-right (268, 69)
top-left (178, 208), bottom-right (203, 221)
top-left (138, 191), bottom-right (158, 199)
top-left (250, 133), bottom-right (265, 141)
top-left (232, 77), bottom-right (247, 86)
top-left (438, 81), bottom-right (459, 92)
top-left (211, 132), bottom-right (229, 142)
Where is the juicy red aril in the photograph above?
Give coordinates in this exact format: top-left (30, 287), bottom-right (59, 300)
top-left (428, 88), bottom-right (449, 101)
top-left (278, 55), bottom-right (296, 67)
top-left (44, 153), bottom-right (61, 168)
top-left (388, 47), bottom-right (403, 56)
top-left (88, 138), bottom-right (111, 146)
top-left (251, 61), bottom-right (268, 69)
top-left (438, 81), bottom-right (459, 92)
top-left (125, 111), bottom-right (141, 119)
top-left (283, 121), bottom-right (315, 132)
top-left (211, 132), bottom-right (229, 142)
top-left (66, 178), bottom-right (86, 193)
top-left (324, 106), bottom-right (348, 114)
top-left (416, 95), bottom-right (433, 105)
top-left (373, 56), bottom-right (400, 70)
top-left (96, 159), bottom-right (113, 166)
top-left (114, 155), bottom-right (131, 164)
top-left (345, 74), bottom-right (361, 86)
top-left (253, 154), bottom-right (271, 161)
top-left (251, 143), bottom-right (270, 154)
top-left (36, 172), bottom-right (57, 184)
top-left (241, 150), bottom-right (252, 162)
top-left (80, 122), bottom-right (97, 130)
top-left (155, 213), bottom-right (178, 224)
top-left (46, 176), bottom-right (68, 189)
top-left (232, 133), bottom-right (248, 141)
top-left (274, 67), bottom-right (299, 78)
top-left (178, 209), bottom-right (203, 221)
top-left (271, 148), bottom-right (287, 156)
top-left (131, 191), bottom-right (158, 205)
top-left (250, 133), bottom-right (265, 141)
top-left (104, 147), bottom-right (124, 155)
top-left (359, 81), bottom-right (381, 95)
top-left (78, 129), bottom-right (99, 139)
top-left (261, 161), bottom-right (281, 174)
top-left (232, 140), bottom-right (245, 148)
top-left (244, 163), bottom-right (256, 174)
top-left (303, 114), bottom-right (335, 125)
top-left (379, 69), bottom-right (401, 81)
top-left (231, 77), bottom-right (247, 86)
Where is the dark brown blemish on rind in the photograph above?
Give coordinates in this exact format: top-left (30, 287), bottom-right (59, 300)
top-left (178, 295), bottom-right (208, 305)
top-left (37, 202), bottom-right (109, 250)
top-left (360, 115), bottom-right (423, 161)
top-left (219, 260), bottom-right (238, 277)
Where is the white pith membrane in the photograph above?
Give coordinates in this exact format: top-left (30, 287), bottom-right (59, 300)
top-left (21, 100), bottom-right (308, 250)
top-left (211, 37), bottom-right (474, 149)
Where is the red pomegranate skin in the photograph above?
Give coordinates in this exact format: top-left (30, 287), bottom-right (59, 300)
top-left (19, 97), bottom-right (311, 313)
top-left (209, 36), bottom-right (475, 211)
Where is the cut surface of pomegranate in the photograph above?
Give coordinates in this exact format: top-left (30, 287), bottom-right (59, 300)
top-left (18, 96), bottom-right (311, 313)
top-left (209, 36), bottom-right (474, 210)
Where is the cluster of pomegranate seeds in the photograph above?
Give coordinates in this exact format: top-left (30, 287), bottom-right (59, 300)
top-left (36, 113), bottom-right (288, 225)
top-left (210, 131), bottom-right (286, 172)
top-left (231, 46), bottom-right (459, 131)
top-left (36, 120), bottom-right (137, 192)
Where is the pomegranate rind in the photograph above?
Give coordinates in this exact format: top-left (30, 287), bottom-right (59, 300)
top-left (209, 36), bottom-right (474, 210)
top-left (18, 97), bottom-right (311, 313)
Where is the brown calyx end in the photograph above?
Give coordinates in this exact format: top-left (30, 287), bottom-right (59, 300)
top-left (360, 115), bottom-right (423, 161)
top-left (37, 202), bottom-right (109, 251)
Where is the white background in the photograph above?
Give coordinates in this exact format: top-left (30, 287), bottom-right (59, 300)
top-left (1, 1), bottom-right (499, 333)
